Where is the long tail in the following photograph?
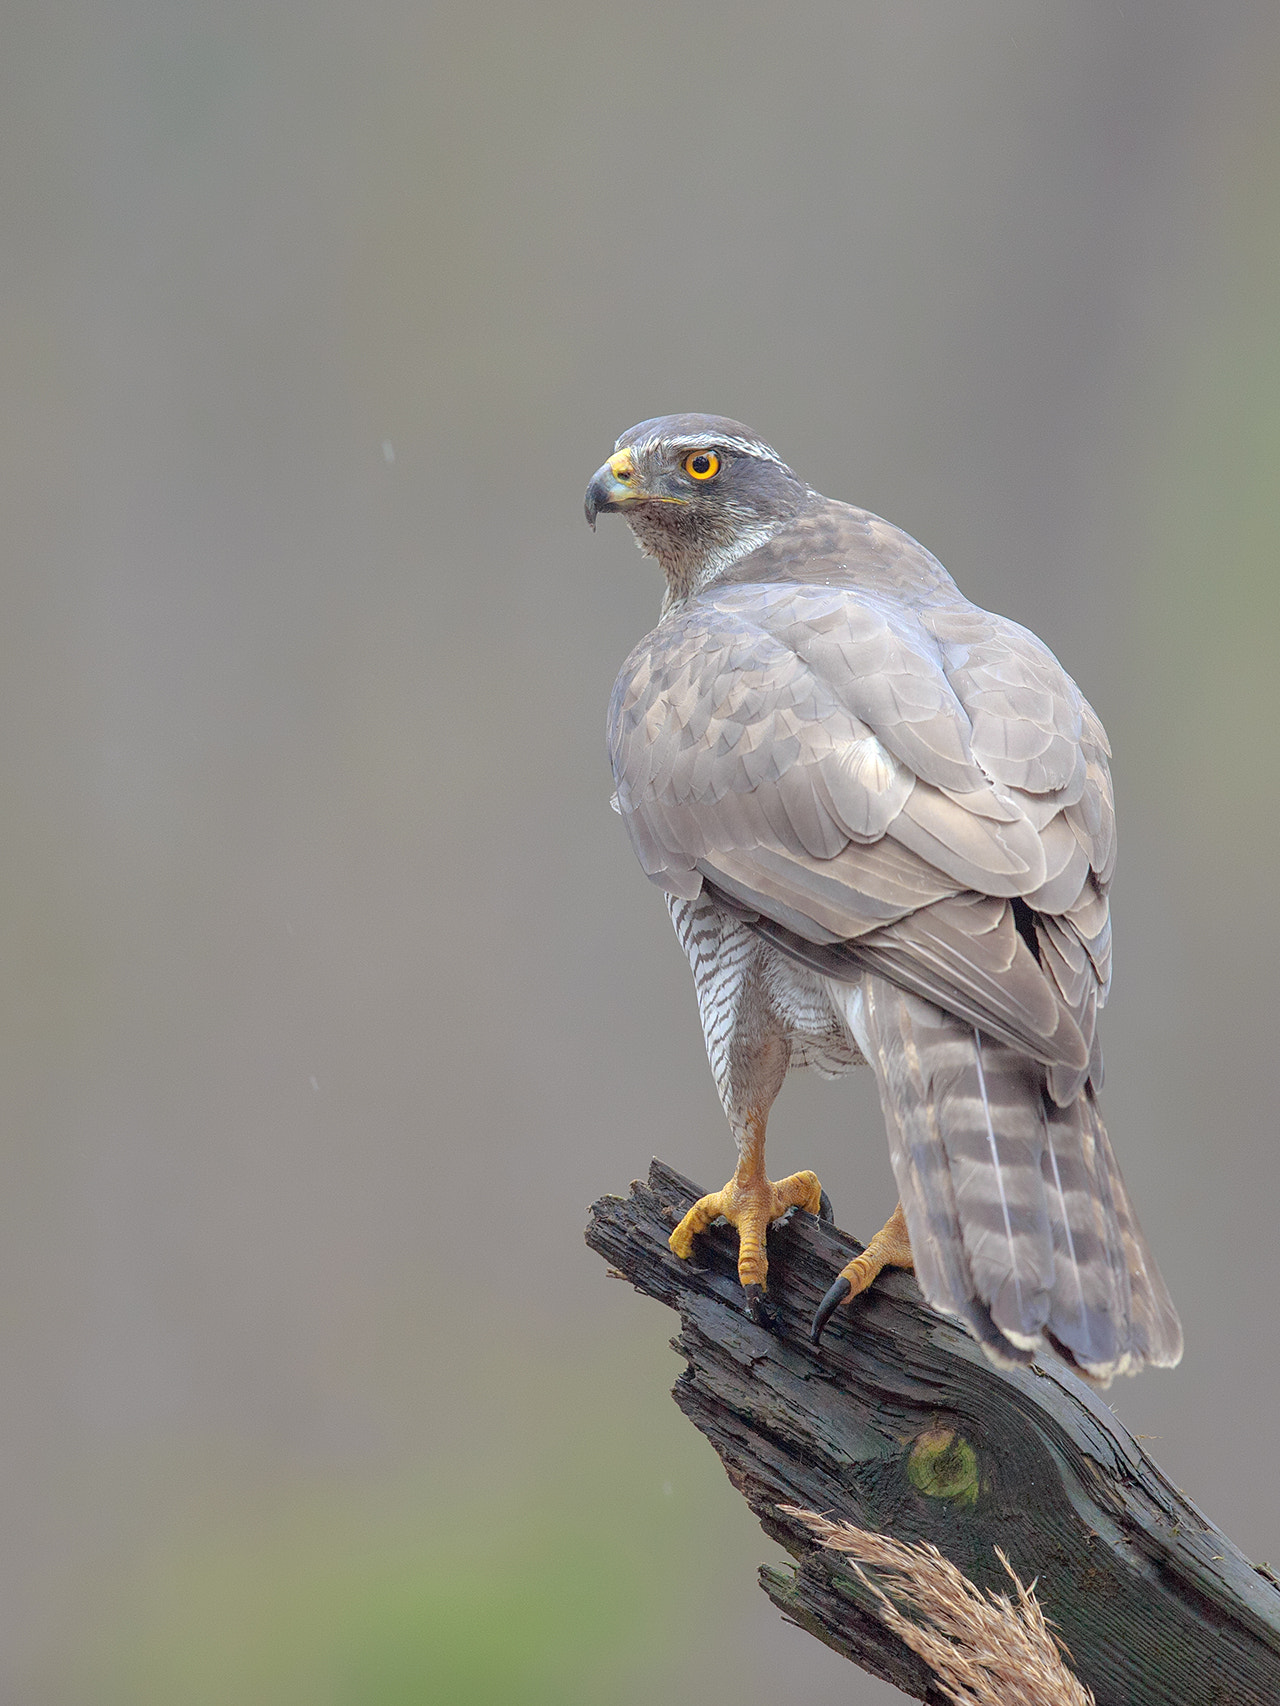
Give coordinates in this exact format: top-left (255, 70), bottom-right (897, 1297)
top-left (840, 972), bottom-right (1182, 1381)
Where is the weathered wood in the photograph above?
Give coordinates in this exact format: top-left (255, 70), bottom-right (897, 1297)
top-left (586, 1159), bottom-right (1280, 1706)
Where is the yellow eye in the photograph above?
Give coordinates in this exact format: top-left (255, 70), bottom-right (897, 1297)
top-left (683, 449), bottom-right (720, 481)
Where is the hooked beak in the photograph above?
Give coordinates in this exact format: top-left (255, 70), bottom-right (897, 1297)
top-left (584, 448), bottom-right (641, 530)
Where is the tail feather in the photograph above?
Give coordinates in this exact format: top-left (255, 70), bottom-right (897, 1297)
top-left (1085, 1099), bottom-right (1183, 1370)
top-left (861, 979), bottom-right (1030, 1364)
top-left (843, 972), bottom-right (1181, 1381)
top-left (932, 1023), bottom-right (1055, 1346)
top-left (1038, 1090), bottom-right (1131, 1374)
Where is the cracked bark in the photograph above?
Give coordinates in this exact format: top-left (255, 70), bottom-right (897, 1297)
top-left (586, 1159), bottom-right (1280, 1706)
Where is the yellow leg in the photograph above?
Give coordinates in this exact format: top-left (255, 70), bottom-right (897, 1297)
top-left (669, 1116), bottom-right (823, 1315)
top-left (811, 1201), bottom-right (914, 1343)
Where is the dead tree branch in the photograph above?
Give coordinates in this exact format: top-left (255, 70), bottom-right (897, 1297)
top-left (585, 1159), bottom-right (1280, 1706)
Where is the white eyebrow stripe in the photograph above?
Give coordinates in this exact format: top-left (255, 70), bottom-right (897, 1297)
top-left (622, 431), bottom-right (786, 466)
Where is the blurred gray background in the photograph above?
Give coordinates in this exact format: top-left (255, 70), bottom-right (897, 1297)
top-left (3, 2), bottom-right (1279, 1700)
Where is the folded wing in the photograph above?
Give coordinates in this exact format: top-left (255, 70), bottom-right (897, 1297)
top-left (609, 573), bottom-right (1115, 1091)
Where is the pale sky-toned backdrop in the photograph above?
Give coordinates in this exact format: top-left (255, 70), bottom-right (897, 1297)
top-left (3, 3), bottom-right (1280, 1700)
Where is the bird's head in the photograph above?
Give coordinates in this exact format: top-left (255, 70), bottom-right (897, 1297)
top-left (585, 414), bottom-right (811, 601)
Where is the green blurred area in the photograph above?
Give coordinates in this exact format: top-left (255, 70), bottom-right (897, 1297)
top-left (79, 1339), bottom-right (752, 1706)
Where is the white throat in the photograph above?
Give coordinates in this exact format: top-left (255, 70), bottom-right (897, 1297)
top-left (627, 514), bottom-right (789, 617)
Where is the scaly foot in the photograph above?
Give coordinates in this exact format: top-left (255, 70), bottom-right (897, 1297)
top-left (811, 1200), bottom-right (914, 1343)
top-left (669, 1165), bottom-right (825, 1324)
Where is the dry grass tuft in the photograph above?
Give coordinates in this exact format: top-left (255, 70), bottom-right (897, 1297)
top-left (780, 1506), bottom-right (1095, 1706)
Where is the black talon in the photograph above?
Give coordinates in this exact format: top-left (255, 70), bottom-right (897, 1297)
top-left (742, 1283), bottom-right (778, 1330)
top-left (810, 1274), bottom-right (852, 1344)
top-left (817, 1189), bottom-right (835, 1224)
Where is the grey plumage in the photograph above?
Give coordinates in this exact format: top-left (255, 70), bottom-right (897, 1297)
top-left (845, 973), bottom-right (1176, 1375)
top-left (591, 414), bottom-right (1181, 1380)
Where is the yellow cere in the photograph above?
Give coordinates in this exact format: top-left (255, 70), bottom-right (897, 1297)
top-left (683, 449), bottom-right (720, 480)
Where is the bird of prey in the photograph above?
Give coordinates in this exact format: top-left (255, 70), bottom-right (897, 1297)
top-left (586, 413), bottom-right (1182, 1381)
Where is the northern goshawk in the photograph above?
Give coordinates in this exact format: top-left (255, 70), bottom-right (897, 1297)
top-left (586, 413), bottom-right (1181, 1381)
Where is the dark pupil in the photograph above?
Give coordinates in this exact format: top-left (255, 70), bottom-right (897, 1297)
top-left (691, 454), bottom-right (711, 474)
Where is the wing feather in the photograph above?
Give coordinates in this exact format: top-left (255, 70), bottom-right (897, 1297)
top-left (740, 891), bottom-right (1091, 1078)
top-left (609, 512), bottom-right (1117, 1042)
